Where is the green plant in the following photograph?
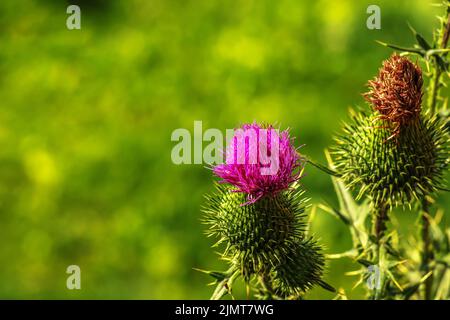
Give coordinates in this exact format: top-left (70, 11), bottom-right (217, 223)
top-left (198, 124), bottom-right (334, 299)
top-left (315, 0), bottom-right (450, 300)
top-left (197, 2), bottom-right (450, 300)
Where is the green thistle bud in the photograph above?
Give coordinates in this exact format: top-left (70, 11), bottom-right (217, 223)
top-left (202, 183), bottom-right (325, 292)
top-left (270, 238), bottom-right (325, 297)
top-left (203, 183), bottom-right (306, 276)
top-left (333, 111), bottom-right (449, 207)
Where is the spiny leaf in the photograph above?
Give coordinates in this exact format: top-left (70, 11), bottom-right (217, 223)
top-left (402, 283), bottom-right (420, 299)
top-left (357, 259), bottom-right (374, 267)
top-left (386, 270), bottom-right (404, 292)
top-left (317, 280), bottom-right (336, 293)
top-left (326, 249), bottom-right (358, 260)
top-left (408, 22), bottom-right (432, 51)
top-left (306, 158), bottom-right (341, 177)
top-left (193, 268), bottom-right (228, 282)
top-left (376, 40), bottom-right (424, 55)
top-left (318, 204), bottom-right (351, 225)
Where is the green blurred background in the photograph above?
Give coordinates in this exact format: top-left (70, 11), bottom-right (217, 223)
top-left (0, 0), bottom-right (448, 299)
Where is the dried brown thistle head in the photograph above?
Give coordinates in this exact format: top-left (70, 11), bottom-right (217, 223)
top-left (364, 53), bottom-right (423, 139)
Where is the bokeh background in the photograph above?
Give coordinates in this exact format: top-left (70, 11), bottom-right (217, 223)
top-left (0, 0), bottom-right (448, 299)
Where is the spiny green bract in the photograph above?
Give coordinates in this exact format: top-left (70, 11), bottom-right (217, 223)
top-left (270, 238), bottom-right (325, 297)
top-left (332, 111), bottom-right (449, 208)
top-left (202, 183), bottom-right (325, 294)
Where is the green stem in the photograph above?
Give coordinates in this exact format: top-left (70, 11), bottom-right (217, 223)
top-left (420, 3), bottom-right (450, 299)
top-left (373, 202), bottom-right (389, 242)
top-left (420, 199), bottom-right (434, 300)
top-left (428, 68), bottom-right (441, 114)
top-left (427, 2), bottom-right (450, 114)
top-left (210, 268), bottom-right (240, 300)
top-left (259, 274), bottom-right (279, 299)
top-left (370, 201), bottom-right (389, 300)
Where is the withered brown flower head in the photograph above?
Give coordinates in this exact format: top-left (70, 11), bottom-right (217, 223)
top-left (364, 53), bottom-right (423, 138)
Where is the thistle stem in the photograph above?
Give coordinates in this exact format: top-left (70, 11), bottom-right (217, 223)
top-left (420, 199), bottom-right (433, 300)
top-left (427, 2), bottom-right (450, 114)
top-left (259, 274), bottom-right (278, 299)
top-left (210, 268), bottom-right (240, 300)
top-left (371, 201), bottom-right (389, 300)
top-left (373, 202), bottom-right (389, 242)
top-left (428, 68), bottom-right (441, 114)
top-left (419, 2), bottom-right (450, 299)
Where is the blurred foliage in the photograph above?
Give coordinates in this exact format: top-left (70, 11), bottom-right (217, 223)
top-left (0, 0), bottom-right (448, 299)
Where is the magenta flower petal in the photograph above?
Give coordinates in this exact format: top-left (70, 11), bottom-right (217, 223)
top-left (213, 123), bottom-right (303, 204)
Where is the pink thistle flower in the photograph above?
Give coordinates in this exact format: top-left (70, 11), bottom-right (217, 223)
top-left (213, 123), bottom-right (303, 204)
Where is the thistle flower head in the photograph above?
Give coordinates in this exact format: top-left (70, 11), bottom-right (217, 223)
top-left (213, 123), bottom-right (302, 204)
top-left (334, 54), bottom-right (448, 208)
top-left (364, 53), bottom-right (423, 138)
top-left (203, 123), bottom-right (327, 297)
top-left (333, 111), bottom-right (448, 207)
